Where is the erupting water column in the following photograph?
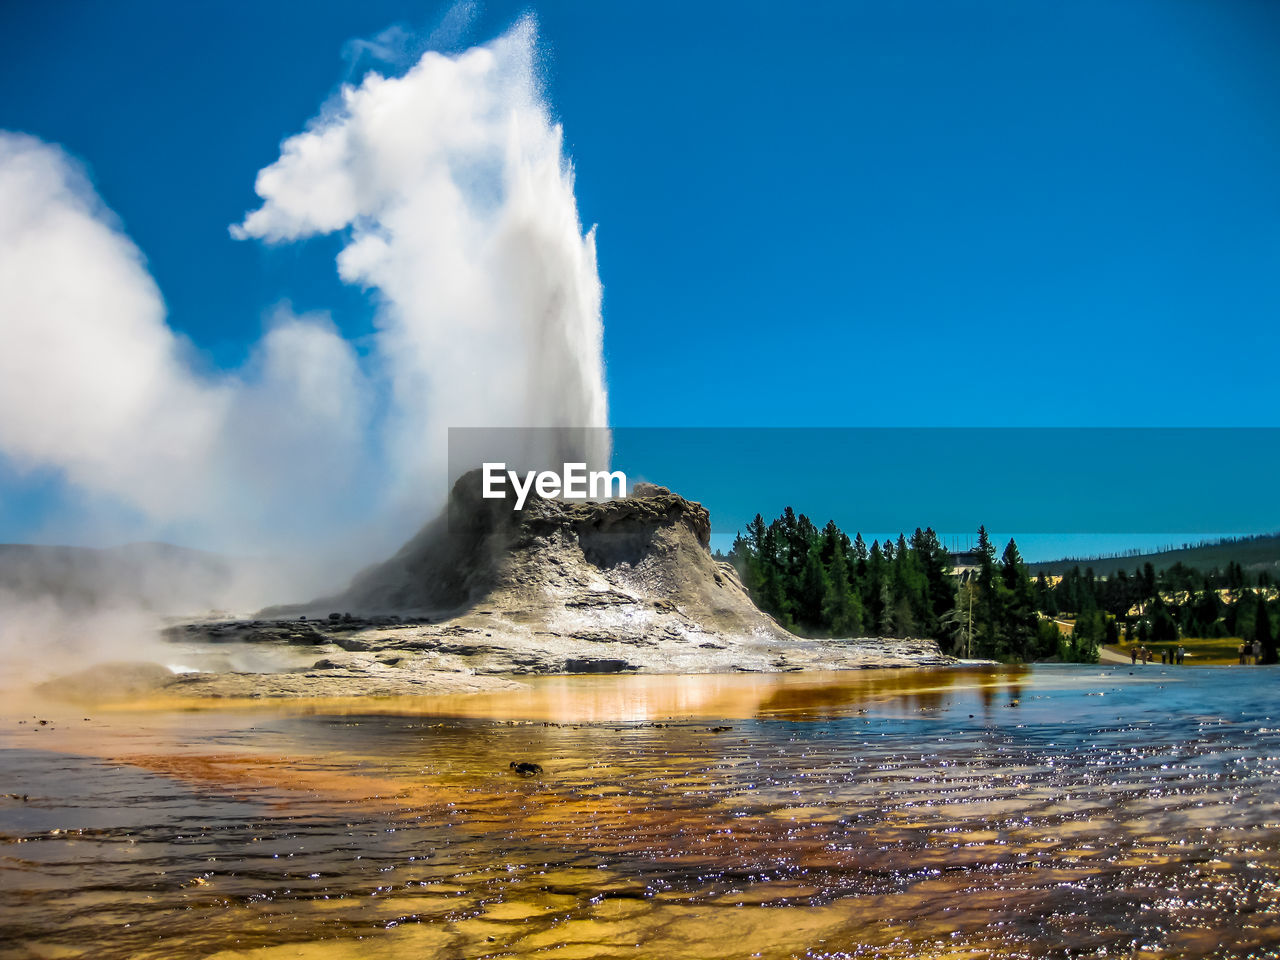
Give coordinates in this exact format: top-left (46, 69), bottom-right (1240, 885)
top-left (234, 17), bottom-right (610, 497)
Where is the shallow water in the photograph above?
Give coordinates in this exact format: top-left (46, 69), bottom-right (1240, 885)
top-left (3, 665), bottom-right (1279, 959)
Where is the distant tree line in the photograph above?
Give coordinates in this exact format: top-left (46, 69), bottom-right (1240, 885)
top-left (1045, 531), bottom-right (1280, 565)
top-left (719, 510), bottom-right (1279, 666)
top-left (1035, 559), bottom-right (1275, 662)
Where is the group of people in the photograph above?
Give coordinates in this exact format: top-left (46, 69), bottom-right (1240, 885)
top-left (1238, 641), bottom-right (1264, 665)
top-left (1130, 644), bottom-right (1186, 665)
top-left (1129, 641), bottom-right (1265, 665)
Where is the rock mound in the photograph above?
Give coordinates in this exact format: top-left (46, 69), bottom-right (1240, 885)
top-left (154, 470), bottom-right (953, 692)
top-left (276, 470), bottom-right (793, 651)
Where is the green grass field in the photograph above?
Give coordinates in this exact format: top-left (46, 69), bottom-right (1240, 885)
top-left (1108, 637), bottom-right (1252, 666)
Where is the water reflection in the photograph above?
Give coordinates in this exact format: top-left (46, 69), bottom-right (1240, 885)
top-left (66, 666), bottom-right (1037, 723)
top-left (3, 666), bottom-right (1279, 959)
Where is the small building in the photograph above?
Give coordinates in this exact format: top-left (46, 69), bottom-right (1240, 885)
top-left (949, 549), bottom-right (986, 582)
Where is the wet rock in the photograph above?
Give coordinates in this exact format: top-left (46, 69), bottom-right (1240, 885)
top-left (564, 591), bottom-right (639, 608)
top-left (162, 670), bottom-right (521, 698)
top-left (563, 658), bottom-right (634, 674)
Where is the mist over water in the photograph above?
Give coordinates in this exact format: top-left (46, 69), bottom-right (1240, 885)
top-left (0, 18), bottom-right (609, 662)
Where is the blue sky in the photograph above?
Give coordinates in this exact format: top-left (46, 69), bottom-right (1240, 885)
top-left (2, 0), bottom-right (1279, 559)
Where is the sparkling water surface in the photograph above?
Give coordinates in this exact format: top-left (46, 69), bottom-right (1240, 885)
top-left (2, 665), bottom-right (1278, 959)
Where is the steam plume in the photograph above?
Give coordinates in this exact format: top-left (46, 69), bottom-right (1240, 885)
top-left (0, 18), bottom-right (608, 610)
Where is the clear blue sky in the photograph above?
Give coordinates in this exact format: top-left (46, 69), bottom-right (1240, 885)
top-left (2, 0), bottom-right (1279, 556)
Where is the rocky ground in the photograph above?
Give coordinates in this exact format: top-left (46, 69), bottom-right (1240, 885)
top-left (147, 614), bottom-right (953, 700)
top-left (38, 473), bottom-right (957, 704)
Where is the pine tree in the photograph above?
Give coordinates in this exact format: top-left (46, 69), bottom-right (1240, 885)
top-left (851, 532), bottom-right (868, 594)
top-left (1150, 597), bottom-right (1178, 645)
top-left (1034, 618), bottom-right (1061, 660)
top-left (999, 539), bottom-right (1038, 661)
top-left (823, 547), bottom-right (865, 637)
top-left (977, 525), bottom-right (996, 566)
top-left (1035, 572), bottom-right (1057, 616)
top-left (731, 517), bottom-right (768, 597)
top-left (1254, 591), bottom-right (1276, 665)
top-left (1104, 617), bottom-right (1119, 646)
top-left (1068, 611), bottom-right (1102, 663)
top-left (971, 526), bottom-right (999, 658)
top-left (888, 532), bottom-right (921, 633)
top-left (877, 579), bottom-right (895, 636)
top-left (818, 520), bottom-right (841, 566)
top-left (797, 547), bottom-right (830, 631)
top-left (945, 580), bottom-right (978, 657)
top-left (912, 527), bottom-right (952, 634)
top-left (865, 540), bottom-right (886, 631)
top-left (756, 522), bottom-right (793, 627)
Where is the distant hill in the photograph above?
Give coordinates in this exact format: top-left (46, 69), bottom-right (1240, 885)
top-left (0, 541), bottom-right (233, 613)
top-left (1028, 533), bottom-right (1280, 579)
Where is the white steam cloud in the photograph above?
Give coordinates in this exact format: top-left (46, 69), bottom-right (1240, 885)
top-left (0, 18), bottom-right (608, 610)
top-left (235, 15), bottom-right (609, 512)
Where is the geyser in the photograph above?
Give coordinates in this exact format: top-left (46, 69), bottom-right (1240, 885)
top-left (0, 18), bottom-right (608, 613)
top-left (234, 14), bottom-right (611, 506)
top-left (0, 19), bottom-right (613, 683)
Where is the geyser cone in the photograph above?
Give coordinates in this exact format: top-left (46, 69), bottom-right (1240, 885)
top-left (151, 476), bottom-right (952, 700)
top-left (271, 469), bottom-right (793, 648)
